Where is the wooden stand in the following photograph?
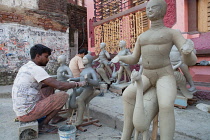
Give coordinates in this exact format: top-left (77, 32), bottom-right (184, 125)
top-left (67, 117), bottom-right (102, 132)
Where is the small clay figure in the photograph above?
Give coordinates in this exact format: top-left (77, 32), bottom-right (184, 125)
top-left (170, 45), bottom-right (196, 93)
top-left (52, 55), bottom-right (73, 81)
top-left (94, 42), bottom-right (112, 84)
top-left (113, 40), bottom-right (131, 84)
top-left (68, 53), bottom-right (100, 126)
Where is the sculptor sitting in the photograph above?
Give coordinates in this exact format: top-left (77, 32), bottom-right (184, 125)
top-left (111, 0), bottom-right (197, 139)
top-left (12, 44), bottom-right (86, 134)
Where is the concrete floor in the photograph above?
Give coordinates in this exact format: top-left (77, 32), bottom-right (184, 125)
top-left (1, 85), bottom-right (210, 140)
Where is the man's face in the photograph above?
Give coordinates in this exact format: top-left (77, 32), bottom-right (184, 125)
top-left (37, 52), bottom-right (50, 66)
top-left (81, 53), bottom-right (85, 58)
top-left (146, 1), bottom-right (162, 21)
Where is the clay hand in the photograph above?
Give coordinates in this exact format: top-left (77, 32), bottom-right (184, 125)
top-left (131, 69), bottom-right (142, 84)
top-left (181, 39), bottom-right (194, 55)
top-left (111, 55), bottom-right (120, 63)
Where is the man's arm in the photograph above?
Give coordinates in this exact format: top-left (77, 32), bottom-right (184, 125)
top-left (112, 36), bottom-right (141, 64)
top-left (42, 77), bottom-right (85, 90)
top-left (79, 68), bottom-right (84, 72)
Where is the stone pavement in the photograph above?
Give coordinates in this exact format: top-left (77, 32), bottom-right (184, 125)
top-left (0, 85), bottom-right (210, 140)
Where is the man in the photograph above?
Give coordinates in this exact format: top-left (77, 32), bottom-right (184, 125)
top-left (12, 44), bottom-right (86, 134)
top-left (69, 49), bottom-right (88, 78)
top-left (111, 0), bottom-right (197, 139)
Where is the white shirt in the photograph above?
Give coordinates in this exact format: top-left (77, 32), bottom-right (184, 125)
top-left (12, 61), bottom-right (51, 116)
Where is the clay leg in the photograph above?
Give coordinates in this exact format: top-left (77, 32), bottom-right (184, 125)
top-left (180, 64), bottom-right (196, 92)
top-left (75, 87), bottom-right (93, 126)
top-left (121, 84), bottom-right (136, 140)
top-left (103, 62), bottom-right (112, 76)
top-left (114, 66), bottom-right (123, 84)
top-left (124, 65), bottom-right (131, 82)
top-left (96, 67), bottom-right (111, 84)
top-left (121, 75), bottom-right (151, 140)
top-left (156, 75), bottom-right (177, 140)
top-left (134, 129), bottom-right (139, 140)
top-left (174, 71), bottom-right (193, 99)
top-left (85, 89), bottom-right (100, 104)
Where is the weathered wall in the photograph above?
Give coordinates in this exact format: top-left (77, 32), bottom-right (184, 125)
top-left (0, 0), bottom-right (38, 9)
top-left (0, 23), bottom-right (69, 85)
top-left (0, 0), bottom-right (70, 85)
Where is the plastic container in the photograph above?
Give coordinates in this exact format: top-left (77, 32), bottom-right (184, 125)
top-left (58, 125), bottom-right (76, 140)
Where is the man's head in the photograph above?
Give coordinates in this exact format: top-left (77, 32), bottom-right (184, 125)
top-left (78, 49), bottom-right (88, 58)
top-left (146, 0), bottom-right (167, 21)
top-left (30, 44), bottom-right (52, 66)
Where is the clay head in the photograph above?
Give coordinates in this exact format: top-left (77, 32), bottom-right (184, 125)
top-left (146, 0), bottom-right (167, 21)
top-left (119, 40), bottom-right (126, 48)
top-left (83, 54), bottom-right (94, 65)
top-left (100, 42), bottom-right (106, 49)
top-left (57, 55), bottom-right (66, 64)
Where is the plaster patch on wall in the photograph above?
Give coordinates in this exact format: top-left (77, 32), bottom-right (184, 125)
top-left (0, 23), bottom-right (69, 72)
top-left (0, 0), bottom-right (38, 9)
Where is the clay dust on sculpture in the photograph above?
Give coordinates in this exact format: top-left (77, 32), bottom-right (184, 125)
top-left (111, 0), bottom-right (197, 140)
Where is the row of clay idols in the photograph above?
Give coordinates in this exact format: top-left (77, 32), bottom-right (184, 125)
top-left (93, 41), bottom-right (196, 98)
top-left (51, 0), bottom-right (198, 139)
top-left (51, 53), bottom-right (100, 126)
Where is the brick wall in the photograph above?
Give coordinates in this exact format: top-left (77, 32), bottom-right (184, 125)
top-left (0, 1), bottom-right (69, 85)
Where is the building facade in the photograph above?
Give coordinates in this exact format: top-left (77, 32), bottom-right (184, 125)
top-left (86, 0), bottom-right (210, 91)
top-left (0, 0), bottom-right (88, 85)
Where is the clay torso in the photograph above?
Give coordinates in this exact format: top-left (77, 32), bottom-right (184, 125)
top-left (80, 67), bottom-right (97, 86)
top-left (169, 45), bottom-right (182, 65)
top-left (99, 50), bottom-right (109, 62)
top-left (57, 65), bottom-right (70, 81)
top-left (119, 49), bottom-right (130, 66)
top-left (140, 27), bottom-right (173, 69)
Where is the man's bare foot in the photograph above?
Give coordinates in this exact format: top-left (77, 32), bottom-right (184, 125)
top-left (39, 124), bottom-right (58, 134)
top-left (51, 116), bottom-right (67, 124)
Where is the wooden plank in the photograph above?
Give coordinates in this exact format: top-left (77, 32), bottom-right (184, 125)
top-left (151, 114), bottom-right (158, 140)
top-left (93, 2), bottom-right (147, 27)
top-left (198, 0), bottom-right (208, 32)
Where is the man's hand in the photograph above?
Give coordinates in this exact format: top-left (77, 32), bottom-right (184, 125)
top-left (111, 55), bottom-right (120, 63)
top-left (78, 81), bottom-right (87, 87)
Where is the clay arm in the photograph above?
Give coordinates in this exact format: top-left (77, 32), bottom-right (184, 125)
top-left (66, 67), bottom-right (73, 78)
top-left (111, 36), bottom-right (141, 64)
top-left (86, 70), bottom-right (99, 87)
top-left (93, 57), bottom-right (100, 62)
top-left (172, 30), bottom-right (197, 66)
top-left (172, 61), bottom-right (183, 70)
top-left (68, 77), bottom-right (80, 82)
top-left (105, 51), bottom-right (111, 59)
top-left (50, 75), bottom-right (57, 78)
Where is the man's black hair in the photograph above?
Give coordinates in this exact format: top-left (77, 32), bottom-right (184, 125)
top-left (30, 44), bottom-right (52, 59)
top-left (78, 49), bottom-right (88, 55)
